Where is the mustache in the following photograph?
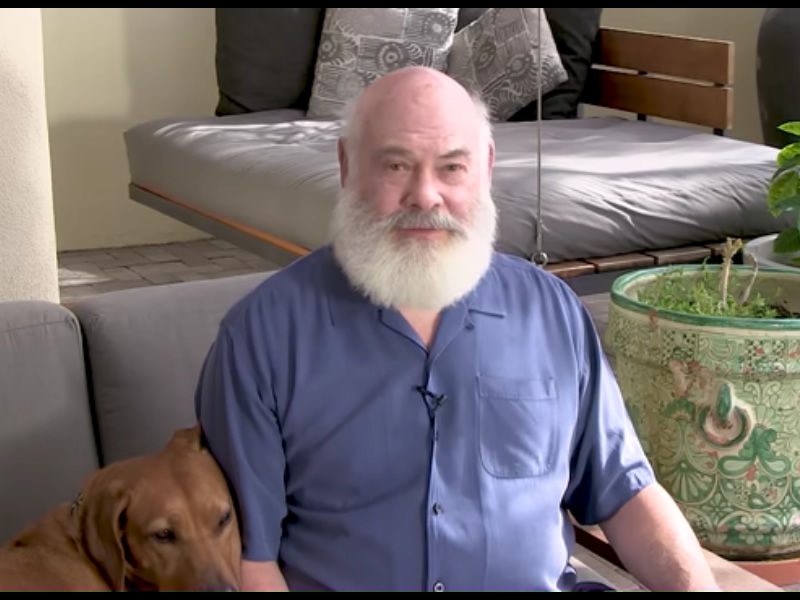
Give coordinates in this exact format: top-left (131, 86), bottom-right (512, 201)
top-left (382, 208), bottom-right (468, 235)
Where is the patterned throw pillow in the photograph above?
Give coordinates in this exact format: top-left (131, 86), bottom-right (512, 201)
top-left (306, 8), bottom-right (460, 118)
top-left (446, 7), bottom-right (569, 122)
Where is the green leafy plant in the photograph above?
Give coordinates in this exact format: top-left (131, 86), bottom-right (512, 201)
top-left (766, 121), bottom-right (800, 263)
top-left (635, 238), bottom-right (798, 319)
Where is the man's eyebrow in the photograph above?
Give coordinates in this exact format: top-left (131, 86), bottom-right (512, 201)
top-left (373, 145), bottom-right (472, 160)
top-left (440, 147), bottom-right (471, 160)
top-left (375, 145), bottom-right (413, 158)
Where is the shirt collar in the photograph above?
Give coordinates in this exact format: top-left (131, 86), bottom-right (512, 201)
top-left (326, 252), bottom-right (507, 327)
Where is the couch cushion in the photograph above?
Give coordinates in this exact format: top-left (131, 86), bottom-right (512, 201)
top-left (0, 301), bottom-right (99, 543)
top-left (214, 8), bottom-right (325, 115)
top-left (68, 272), bottom-right (273, 466)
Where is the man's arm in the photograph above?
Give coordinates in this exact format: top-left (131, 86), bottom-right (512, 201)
top-left (195, 320), bottom-right (290, 590)
top-left (559, 289), bottom-right (720, 592)
top-left (241, 560), bottom-right (290, 591)
top-left (600, 482), bottom-right (720, 591)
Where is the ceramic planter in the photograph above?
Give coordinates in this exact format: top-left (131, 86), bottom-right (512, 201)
top-left (745, 233), bottom-right (800, 271)
top-left (604, 264), bottom-right (800, 561)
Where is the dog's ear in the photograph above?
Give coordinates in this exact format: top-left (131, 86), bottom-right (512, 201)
top-left (168, 424), bottom-right (203, 451)
top-left (76, 470), bottom-right (131, 591)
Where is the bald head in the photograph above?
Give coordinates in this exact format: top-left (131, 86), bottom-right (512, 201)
top-left (340, 66), bottom-right (492, 172)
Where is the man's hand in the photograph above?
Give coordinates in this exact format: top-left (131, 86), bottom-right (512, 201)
top-left (241, 560), bottom-right (290, 591)
top-left (600, 482), bottom-right (722, 591)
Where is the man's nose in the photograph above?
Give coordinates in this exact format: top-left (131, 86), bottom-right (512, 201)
top-left (405, 170), bottom-right (443, 211)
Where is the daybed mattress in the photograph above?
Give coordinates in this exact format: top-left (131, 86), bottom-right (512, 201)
top-left (124, 110), bottom-right (787, 265)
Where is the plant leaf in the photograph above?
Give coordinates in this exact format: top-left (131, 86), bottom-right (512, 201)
top-left (777, 142), bottom-right (800, 168)
top-left (768, 195), bottom-right (800, 216)
top-left (767, 168), bottom-right (800, 212)
top-left (773, 155), bottom-right (800, 181)
top-left (773, 226), bottom-right (800, 255)
top-left (778, 121), bottom-right (800, 138)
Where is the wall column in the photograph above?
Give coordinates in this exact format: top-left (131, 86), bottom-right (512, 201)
top-left (0, 8), bottom-right (59, 303)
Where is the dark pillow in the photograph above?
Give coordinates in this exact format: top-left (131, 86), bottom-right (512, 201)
top-left (214, 8), bottom-right (325, 116)
top-left (455, 8), bottom-right (603, 120)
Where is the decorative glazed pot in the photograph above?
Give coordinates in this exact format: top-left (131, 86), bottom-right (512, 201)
top-left (604, 264), bottom-right (800, 561)
top-left (745, 233), bottom-right (800, 271)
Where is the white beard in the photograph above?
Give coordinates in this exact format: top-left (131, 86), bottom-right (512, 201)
top-left (330, 186), bottom-right (498, 312)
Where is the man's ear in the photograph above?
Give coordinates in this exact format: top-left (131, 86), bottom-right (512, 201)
top-left (337, 138), bottom-right (349, 188)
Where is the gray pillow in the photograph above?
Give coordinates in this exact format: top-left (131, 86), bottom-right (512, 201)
top-left (447, 7), bottom-right (568, 121)
top-left (306, 8), bottom-right (460, 118)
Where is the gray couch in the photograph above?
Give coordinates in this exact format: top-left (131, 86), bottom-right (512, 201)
top-left (0, 271), bottom-right (271, 544)
top-left (2, 271), bottom-right (629, 590)
top-left (0, 273), bottom-right (784, 590)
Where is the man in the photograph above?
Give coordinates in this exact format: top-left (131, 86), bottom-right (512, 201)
top-left (195, 66), bottom-right (720, 592)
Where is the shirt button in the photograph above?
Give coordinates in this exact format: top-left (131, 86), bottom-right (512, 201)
top-left (432, 502), bottom-right (443, 515)
top-left (433, 581), bottom-right (445, 592)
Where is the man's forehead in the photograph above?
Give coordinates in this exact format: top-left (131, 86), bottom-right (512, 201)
top-left (373, 143), bottom-right (474, 160)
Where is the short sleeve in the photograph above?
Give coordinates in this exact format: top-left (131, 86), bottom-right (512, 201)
top-left (195, 323), bottom-right (287, 561)
top-left (562, 298), bottom-right (656, 525)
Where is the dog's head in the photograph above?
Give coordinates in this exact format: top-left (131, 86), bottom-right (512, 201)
top-left (74, 425), bottom-right (241, 591)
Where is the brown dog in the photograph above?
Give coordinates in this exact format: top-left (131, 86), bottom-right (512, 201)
top-left (0, 426), bottom-right (241, 591)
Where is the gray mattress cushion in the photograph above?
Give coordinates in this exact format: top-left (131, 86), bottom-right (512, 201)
top-left (124, 111), bottom-right (789, 264)
top-left (0, 301), bottom-right (99, 543)
top-left (68, 272), bottom-right (272, 466)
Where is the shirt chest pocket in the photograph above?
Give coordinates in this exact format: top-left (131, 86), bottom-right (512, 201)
top-left (477, 374), bottom-right (559, 478)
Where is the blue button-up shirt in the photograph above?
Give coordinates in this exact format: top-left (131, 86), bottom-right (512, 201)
top-left (196, 245), bottom-right (654, 591)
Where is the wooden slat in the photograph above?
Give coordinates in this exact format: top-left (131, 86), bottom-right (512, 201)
top-left (135, 183), bottom-right (311, 258)
top-left (585, 252), bottom-right (656, 273)
top-left (583, 68), bottom-right (733, 131)
top-left (644, 245), bottom-right (713, 265)
top-left (704, 241), bottom-right (728, 256)
top-left (595, 27), bottom-right (734, 85)
top-left (545, 260), bottom-right (595, 279)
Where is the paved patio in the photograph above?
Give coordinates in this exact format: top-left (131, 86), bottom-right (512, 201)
top-left (57, 237), bottom-right (280, 302)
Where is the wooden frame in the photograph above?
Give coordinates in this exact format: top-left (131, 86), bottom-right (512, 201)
top-left (582, 26), bottom-right (734, 133)
top-left (542, 26), bottom-right (737, 289)
top-left (128, 26), bottom-right (740, 295)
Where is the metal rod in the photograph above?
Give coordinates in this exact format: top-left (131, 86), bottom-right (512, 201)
top-left (532, 7), bottom-right (548, 268)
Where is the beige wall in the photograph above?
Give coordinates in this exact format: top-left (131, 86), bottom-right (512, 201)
top-left (40, 8), bottom-right (768, 253)
top-left (0, 8), bottom-right (59, 302)
top-left (42, 8), bottom-right (217, 252)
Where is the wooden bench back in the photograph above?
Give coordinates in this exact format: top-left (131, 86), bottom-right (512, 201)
top-left (581, 27), bottom-right (735, 133)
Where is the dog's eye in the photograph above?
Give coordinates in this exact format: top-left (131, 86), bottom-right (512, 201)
top-left (152, 528), bottom-right (176, 543)
top-left (218, 509), bottom-right (232, 528)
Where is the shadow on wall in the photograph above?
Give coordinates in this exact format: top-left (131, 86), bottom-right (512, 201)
top-left (43, 8), bottom-right (218, 251)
